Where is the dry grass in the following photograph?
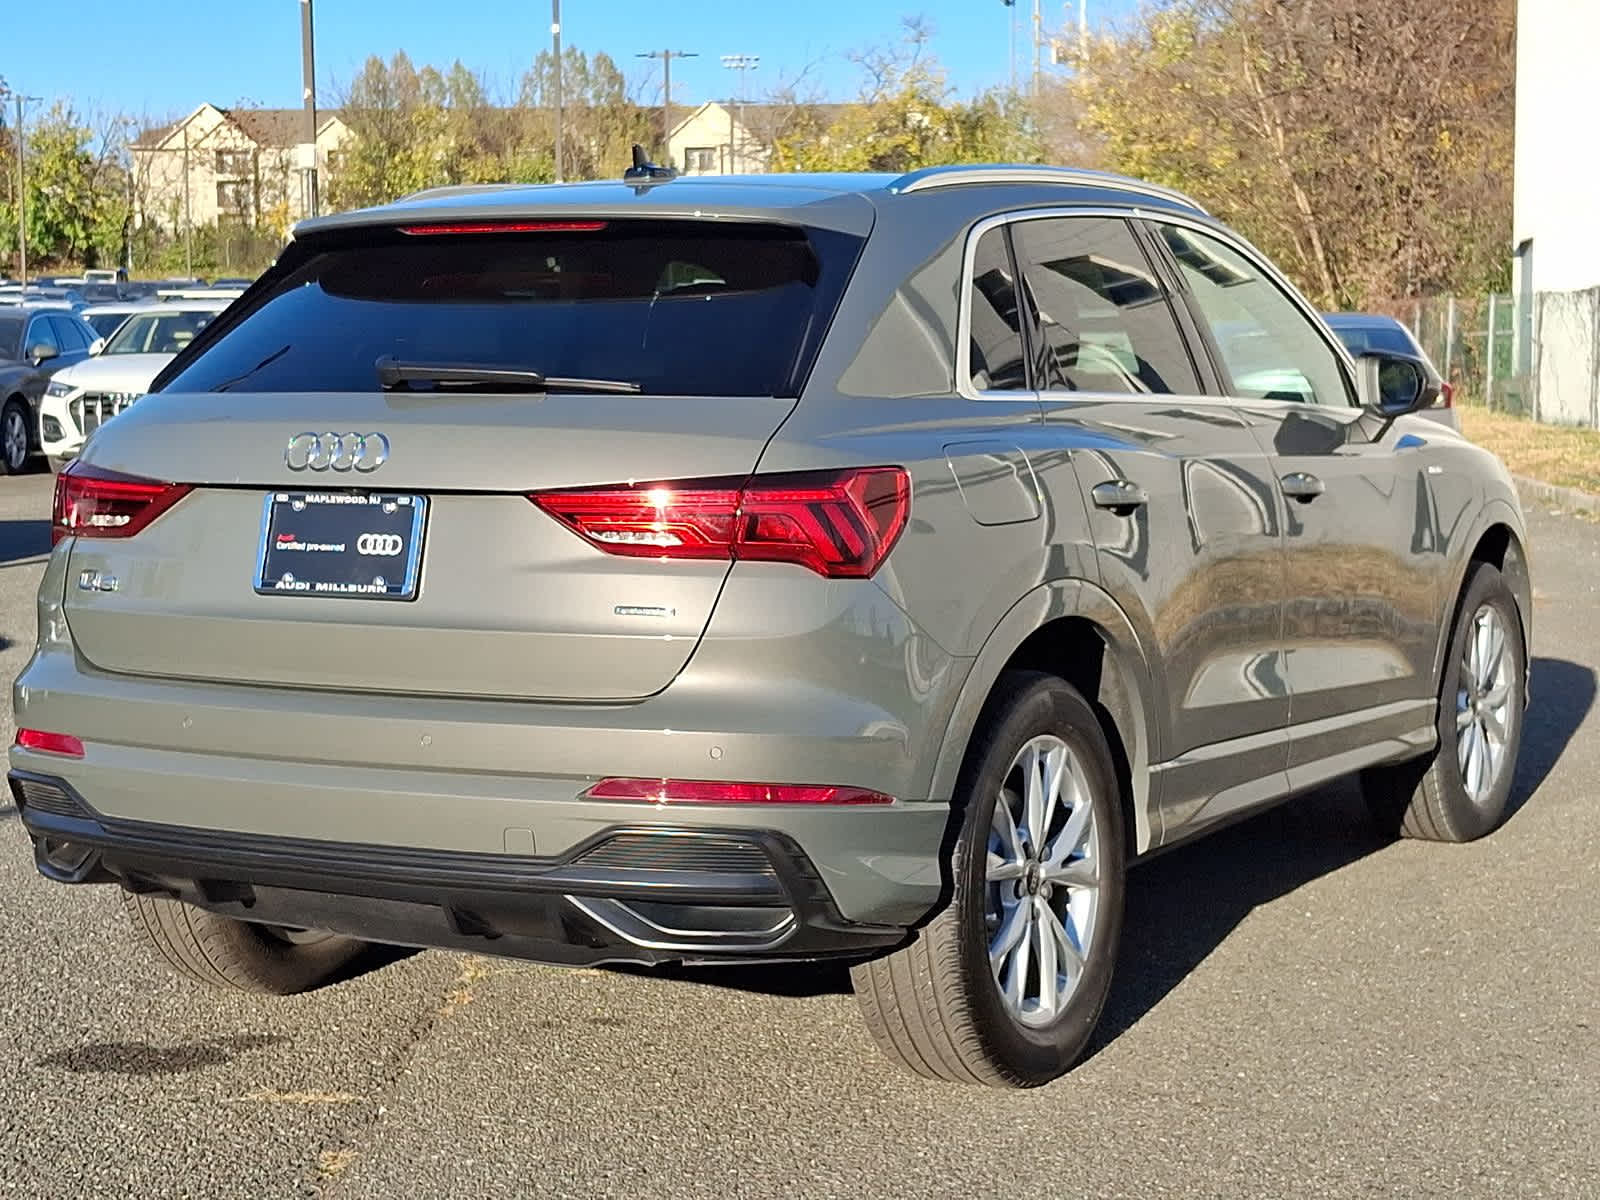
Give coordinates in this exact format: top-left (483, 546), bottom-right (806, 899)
top-left (1459, 406), bottom-right (1600, 495)
top-left (316, 1148), bottom-right (359, 1180)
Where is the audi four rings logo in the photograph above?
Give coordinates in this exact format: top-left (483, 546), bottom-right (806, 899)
top-left (357, 533), bottom-right (404, 557)
top-left (284, 432), bottom-right (390, 472)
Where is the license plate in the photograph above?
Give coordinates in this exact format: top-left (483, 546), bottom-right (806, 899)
top-left (254, 492), bottom-right (427, 600)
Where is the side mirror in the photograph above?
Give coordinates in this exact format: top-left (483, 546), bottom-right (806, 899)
top-left (1356, 350), bottom-right (1439, 418)
top-left (88, 337), bottom-right (106, 356)
top-left (28, 343), bottom-right (58, 365)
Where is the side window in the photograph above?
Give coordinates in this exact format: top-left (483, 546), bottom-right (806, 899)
top-left (966, 226), bottom-right (1028, 393)
top-left (1160, 224), bottom-right (1352, 407)
top-left (25, 318), bottom-right (59, 356)
top-left (1010, 216), bottom-right (1199, 395)
top-left (49, 316), bottom-right (87, 351)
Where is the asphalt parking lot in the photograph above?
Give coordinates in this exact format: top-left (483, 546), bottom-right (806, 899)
top-left (1, 468), bottom-right (1596, 1199)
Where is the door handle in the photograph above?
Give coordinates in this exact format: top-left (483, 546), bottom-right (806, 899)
top-left (1090, 479), bottom-right (1149, 514)
top-left (1279, 472), bottom-right (1326, 502)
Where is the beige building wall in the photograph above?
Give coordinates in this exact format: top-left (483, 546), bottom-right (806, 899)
top-left (668, 102), bottom-right (768, 176)
top-left (133, 105), bottom-right (349, 233)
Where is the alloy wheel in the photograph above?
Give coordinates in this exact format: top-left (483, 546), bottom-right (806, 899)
top-left (2, 408), bottom-right (27, 472)
top-left (1456, 604), bottom-right (1515, 807)
top-left (985, 734), bottom-right (1101, 1028)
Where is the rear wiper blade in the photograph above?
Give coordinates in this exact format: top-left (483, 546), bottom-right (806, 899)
top-left (375, 357), bottom-right (640, 394)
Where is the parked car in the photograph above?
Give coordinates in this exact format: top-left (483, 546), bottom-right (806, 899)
top-left (1323, 312), bottom-right (1457, 430)
top-left (37, 299), bottom-right (229, 471)
top-left (10, 165), bottom-right (1532, 1087)
top-left (0, 304), bottom-right (98, 472)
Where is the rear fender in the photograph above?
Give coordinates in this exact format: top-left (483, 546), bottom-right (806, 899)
top-left (927, 578), bottom-right (1162, 854)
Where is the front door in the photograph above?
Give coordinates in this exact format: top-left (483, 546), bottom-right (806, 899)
top-left (1154, 220), bottom-right (1445, 783)
top-left (1008, 213), bottom-right (1291, 841)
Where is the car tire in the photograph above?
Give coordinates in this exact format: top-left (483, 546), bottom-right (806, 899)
top-left (122, 891), bottom-right (366, 995)
top-left (850, 670), bottom-right (1125, 1087)
top-left (1362, 562), bottom-right (1526, 842)
top-left (1, 399), bottom-right (31, 475)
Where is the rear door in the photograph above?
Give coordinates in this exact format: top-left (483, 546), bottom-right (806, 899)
top-left (62, 218), bottom-right (864, 702)
top-left (1015, 213), bottom-right (1291, 837)
top-left (1153, 220), bottom-right (1448, 780)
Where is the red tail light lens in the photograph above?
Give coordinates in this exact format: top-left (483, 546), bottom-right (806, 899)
top-left (532, 467), bottom-right (910, 578)
top-left (53, 463), bottom-right (192, 545)
top-left (15, 729), bottom-right (85, 757)
top-left (398, 220), bottom-right (608, 235)
top-left (1438, 381), bottom-right (1455, 408)
top-left (584, 778), bottom-right (894, 805)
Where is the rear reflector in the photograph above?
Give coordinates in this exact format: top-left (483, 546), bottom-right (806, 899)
top-left (398, 220), bottom-right (609, 235)
top-left (15, 729), bottom-right (85, 758)
top-left (584, 778), bottom-right (894, 805)
top-left (53, 463), bottom-right (192, 545)
top-left (532, 467), bottom-right (910, 579)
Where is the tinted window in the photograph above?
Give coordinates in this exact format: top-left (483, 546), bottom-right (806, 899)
top-left (86, 312), bottom-right (132, 339)
top-left (161, 221), bottom-right (862, 397)
top-left (1163, 225), bottom-right (1352, 406)
top-left (967, 227), bottom-right (1028, 392)
top-left (1011, 216), bottom-right (1199, 395)
top-left (49, 315), bottom-right (88, 351)
top-left (104, 310), bottom-right (219, 355)
top-left (0, 316), bottom-right (23, 361)
top-left (24, 318), bottom-right (59, 355)
top-left (1328, 322), bottom-right (1419, 357)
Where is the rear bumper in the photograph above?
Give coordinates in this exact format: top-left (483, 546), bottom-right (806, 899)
top-left (10, 770), bottom-right (916, 965)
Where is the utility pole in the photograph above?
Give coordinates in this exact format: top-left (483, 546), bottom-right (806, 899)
top-left (1003, 0), bottom-right (1017, 94)
top-left (182, 123), bottom-right (193, 277)
top-left (637, 49), bottom-right (697, 161)
top-left (299, 0), bottom-right (319, 218)
top-left (9, 92), bottom-right (42, 287)
top-left (551, 0), bottom-right (564, 181)
top-left (720, 54), bottom-right (758, 173)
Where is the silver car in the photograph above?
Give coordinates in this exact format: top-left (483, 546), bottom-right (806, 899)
top-left (9, 164), bottom-right (1532, 1087)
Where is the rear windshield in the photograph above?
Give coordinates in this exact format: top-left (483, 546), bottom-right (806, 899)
top-left (158, 220), bottom-right (863, 397)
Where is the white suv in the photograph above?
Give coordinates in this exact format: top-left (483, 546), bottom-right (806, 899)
top-left (39, 300), bottom-right (228, 470)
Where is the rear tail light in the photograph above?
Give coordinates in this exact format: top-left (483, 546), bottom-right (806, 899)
top-left (584, 778), bottom-right (894, 805)
top-left (14, 729), bottom-right (85, 757)
top-left (1438, 381), bottom-right (1455, 408)
top-left (53, 463), bottom-right (191, 545)
top-left (532, 467), bottom-right (910, 578)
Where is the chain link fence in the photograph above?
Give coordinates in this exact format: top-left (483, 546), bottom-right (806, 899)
top-left (1369, 289), bottom-right (1600, 428)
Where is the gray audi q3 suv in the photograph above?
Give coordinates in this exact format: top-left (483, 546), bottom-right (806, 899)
top-left (9, 163), bottom-right (1532, 1087)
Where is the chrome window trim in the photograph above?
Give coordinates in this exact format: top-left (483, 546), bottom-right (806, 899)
top-left (954, 205), bottom-right (1359, 407)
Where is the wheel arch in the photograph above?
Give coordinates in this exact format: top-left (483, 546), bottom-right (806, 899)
top-left (1431, 502), bottom-right (1532, 696)
top-left (928, 578), bottom-right (1162, 856)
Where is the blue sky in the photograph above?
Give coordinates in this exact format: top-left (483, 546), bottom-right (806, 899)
top-left (8, 0), bottom-right (1138, 123)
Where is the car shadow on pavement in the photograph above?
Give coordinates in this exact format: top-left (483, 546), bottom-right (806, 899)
top-left (1508, 657), bottom-right (1595, 820)
top-left (628, 658), bottom-right (1597, 1044)
top-left (0, 519), bottom-right (50, 565)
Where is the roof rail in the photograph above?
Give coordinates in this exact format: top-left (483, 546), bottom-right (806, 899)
top-left (886, 164), bottom-right (1208, 214)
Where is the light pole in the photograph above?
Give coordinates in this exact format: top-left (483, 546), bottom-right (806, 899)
top-left (551, 0), bottom-right (563, 181)
top-left (637, 50), bottom-right (697, 162)
top-left (720, 54), bottom-right (758, 174)
top-left (7, 90), bottom-right (43, 287)
top-left (299, 0), bottom-right (319, 218)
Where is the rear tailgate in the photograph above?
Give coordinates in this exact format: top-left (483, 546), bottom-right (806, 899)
top-left (59, 217), bottom-right (865, 701)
